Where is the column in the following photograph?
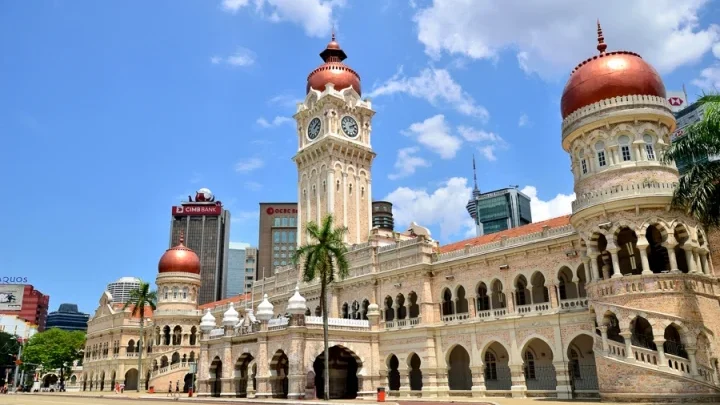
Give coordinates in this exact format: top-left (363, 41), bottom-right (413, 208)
top-left (620, 332), bottom-right (634, 360)
top-left (326, 170), bottom-right (334, 214)
top-left (254, 335), bottom-right (271, 398)
top-left (588, 253), bottom-right (600, 280)
top-left (582, 255), bottom-right (593, 282)
top-left (505, 291), bottom-right (514, 314)
top-left (342, 173), bottom-right (348, 243)
top-left (470, 365), bottom-right (486, 397)
top-left (398, 368), bottom-right (411, 396)
top-left (367, 179), bottom-right (373, 239)
top-left (684, 245), bottom-right (698, 273)
top-left (694, 250), bottom-right (702, 275)
top-left (554, 361), bottom-right (572, 400)
top-left (636, 235), bottom-right (652, 275)
top-left (663, 236), bottom-right (680, 273)
top-left (509, 363), bottom-right (527, 398)
top-left (700, 251), bottom-right (710, 275)
top-left (608, 247), bottom-right (622, 278)
top-left (598, 325), bottom-right (609, 353)
top-left (687, 347), bottom-right (700, 376)
top-left (420, 275), bottom-right (434, 324)
top-left (469, 297), bottom-right (477, 318)
top-left (287, 331), bottom-right (306, 399)
top-left (548, 284), bottom-right (558, 308)
top-left (654, 338), bottom-right (668, 369)
top-left (354, 174), bottom-right (361, 243)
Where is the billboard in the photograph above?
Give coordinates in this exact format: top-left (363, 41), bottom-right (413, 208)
top-left (667, 91), bottom-right (687, 113)
top-left (0, 284), bottom-right (24, 311)
top-left (172, 204), bottom-right (222, 216)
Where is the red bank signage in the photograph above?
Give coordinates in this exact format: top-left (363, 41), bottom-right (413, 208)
top-left (172, 205), bottom-right (222, 216)
top-left (266, 207), bottom-right (298, 215)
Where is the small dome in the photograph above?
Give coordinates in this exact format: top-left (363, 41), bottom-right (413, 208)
top-left (287, 286), bottom-right (307, 315)
top-left (560, 22), bottom-right (666, 118)
top-left (256, 294), bottom-right (274, 321)
top-left (222, 303), bottom-right (239, 326)
top-left (158, 231), bottom-right (200, 274)
top-left (306, 33), bottom-right (361, 95)
top-left (200, 309), bottom-right (216, 332)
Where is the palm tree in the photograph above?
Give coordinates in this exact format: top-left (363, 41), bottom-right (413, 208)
top-left (293, 214), bottom-right (349, 400)
top-left (661, 94), bottom-right (720, 227)
top-left (123, 281), bottom-right (157, 392)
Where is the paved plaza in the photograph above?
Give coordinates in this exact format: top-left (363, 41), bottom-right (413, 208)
top-left (3, 392), bottom-right (704, 405)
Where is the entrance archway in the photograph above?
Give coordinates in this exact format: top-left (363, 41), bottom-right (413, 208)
top-left (210, 356), bottom-right (222, 397)
top-left (387, 355), bottom-right (401, 391)
top-left (234, 353), bottom-right (254, 397)
top-left (100, 371), bottom-right (105, 391)
top-left (521, 338), bottom-right (556, 391)
top-left (124, 369), bottom-right (138, 391)
top-left (270, 350), bottom-right (289, 398)
top-left (313, 345), bottom-right (360, 399)
top-left (447, 345), bottom-right (472, 390)
top-left (183, 373), bottom-right (193, 393)
top-left (42, 374), bottom-right (58, 388)
top-left (567, 334), bottom-right (598, 394)
top-left (409, 353), bottom-right (423, 391)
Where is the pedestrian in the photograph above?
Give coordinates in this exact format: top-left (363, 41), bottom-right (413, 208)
top-left (120, 383), bottom-right (125, 393)
top-left (168, 380), bottom-right (172, 396)
top-left (175, 380), bottom-right (179, 393)
top-left (114, 382), bottom-right (119, 394)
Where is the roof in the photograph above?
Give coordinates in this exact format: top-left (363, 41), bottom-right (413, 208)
top-left (438, 215), bottom-right (572, 254)
top-left (112, 303), bottom-right (154, 319)
top-left (199, 293), bottom-right (251, 310)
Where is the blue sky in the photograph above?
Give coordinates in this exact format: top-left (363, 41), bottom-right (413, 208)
top-left (2, 0), bottom-right (719, 314)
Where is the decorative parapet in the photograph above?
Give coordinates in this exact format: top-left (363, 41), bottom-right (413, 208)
top-left (434, 224), bottom-right (576, 262)
top-left (306, 316), bottom-right (369, 330)
top-left (572, 182), bottom-right (676, 213)
top-left (561, 95), bottom-right (673, 140)
top-left (588, 272), bottom-right (718, 300)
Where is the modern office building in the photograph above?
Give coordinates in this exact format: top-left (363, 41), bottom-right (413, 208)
top-left (372, 201), bottom-right (394, 231)
top-left (45, 303), bottom-right (89, 332)
top-left (671, 96), bottom-right (720, 174)
top-left (106, 277), bottom-right (141, 304)
top-left (224, 244), bottom-right (258, 298)
top-left (257, 203), bottom-right (297, 280)
top-left (169, 188), bottom-right (231, 305)
top-left (0, 284), bottom-right (49, 331)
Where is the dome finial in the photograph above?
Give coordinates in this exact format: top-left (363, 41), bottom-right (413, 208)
top-left (331, 26), bottom-right (336, 42)
top-left (179, 229), bottom-right (185, 245)
top-left (596, 19), bottom-right (607, 54)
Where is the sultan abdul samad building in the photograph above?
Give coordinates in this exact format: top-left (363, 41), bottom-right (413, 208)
top-left (82, 24), bottom-right (720, 402)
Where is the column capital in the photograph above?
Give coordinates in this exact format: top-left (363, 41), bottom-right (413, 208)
top-left (619, 331), bottom-right (632, 339)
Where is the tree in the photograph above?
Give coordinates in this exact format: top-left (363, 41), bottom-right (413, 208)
top-left (662, 94), bottom-right (720, 227)
top-left (293, 214), bottom-right (349, 400)
top-left (22, 328), bottom-right (85, 386)
top-left (123, 281), bottom-right (157, 392)
top-left (0, 331), bottom-right (21, 366)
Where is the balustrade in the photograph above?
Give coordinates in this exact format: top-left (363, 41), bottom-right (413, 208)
top-left (441, 312), bottom-right (470, 323)
top-left (559, 297), bottom-right (589, 310)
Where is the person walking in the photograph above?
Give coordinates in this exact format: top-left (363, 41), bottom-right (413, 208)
top-left (167, 380), bottom-right (172, 396)
top-left (175, 381), bottom-right (179, 393)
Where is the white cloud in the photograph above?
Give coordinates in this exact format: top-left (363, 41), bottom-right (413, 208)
top-left (245, 181), bottom-right (263, 191)
top-left (403, 115), bottom-right (462, 159)
top-left (477, 145), bottom-right (497, 161)
top-left (229, 241), bottom-right (252, 249)
top-left (385, 177), bottom-right (474, 240)
top-left (257, 116), bottom-right (293, 128)
top-left (414, 0), bottom-right (720, 78)
top-left (520, 185), bottom-right (575, 222)
top-left (231, 210), bottom-right (260, 222)
top-left (227, 48), bottom-right (256, 66)
top-left (457, 126), bottom-right (502, 143)
top-left (714, 43), bottom-right (720, 59)
top-left (210, 56), bottom-right (222, 64)
top-left (269, 93), bottom-right (302, 108)
top-left (368, 67), bottom-right (489, 120)
top-left (220, 0), bottom-right (345, 38)
top-left (693, 65), bottom-right (720, 91)
top-left (518, 114), bottom-right (530, 127)
top-left (388, 147), bottom-right (431, 180)
top-left (235, 158), bottom-right (264, 173)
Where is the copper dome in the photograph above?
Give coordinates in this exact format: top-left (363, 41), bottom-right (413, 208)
top-left (158, 231), bottom-right (200, 274)
top-left (306, 33), bottom-right (361, 95)
top-left (560, 22), bottom-right (666, 118)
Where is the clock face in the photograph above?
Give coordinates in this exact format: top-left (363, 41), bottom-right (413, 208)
top-left (341, 116), bottom-right (359, 138)
top-left (307, 118), bottom-right (321, 140)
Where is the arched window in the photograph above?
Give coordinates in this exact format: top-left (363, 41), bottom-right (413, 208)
top-left (163, 287), bottom-right (168, 300)
top-left (484, 352), bottom-right (497, 380)
top-left (618, 135), bottom-right (632, 161)
top-left (173, 287), bottom-right (179, 299)
top-left (523, 350), bottom-right (536, 380)
top-left (182, 287), bottom-right (188, 300)
top-left (569, 348), bottom-right (581, 377)
top-left (578, 148), bottom-right (587, 174)
top-left (644, 134), bottom-right (656, 160)
top-left (595, 141), bottom-right (607, 167)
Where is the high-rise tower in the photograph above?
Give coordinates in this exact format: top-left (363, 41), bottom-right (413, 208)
top-left (293, 34), bottom-right (376, 245)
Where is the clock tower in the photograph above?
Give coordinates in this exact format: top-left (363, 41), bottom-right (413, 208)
top-left (293, 34), bottom-right (376, 246)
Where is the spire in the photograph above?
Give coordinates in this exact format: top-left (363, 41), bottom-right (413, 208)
top-left (319, 30), bottom-right (347, 62)
top-left (596, 19), bottom-right (607, 54)
top-left (331, 26), bottom-right (336, 42)
top-left (472, 154), bottom-right (479, 191)
top-left (178, 229), bottom-right (185, 245)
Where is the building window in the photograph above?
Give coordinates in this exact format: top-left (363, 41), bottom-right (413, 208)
top-left (273, 217), bottom-right (281, 227)
top-left (289, 217), bottom-right (296, 227)
top-left (281, 232), bottom-right (288, 243)
top-left (182, 287), bottom-right (188, 300)
top-left (581, 159), bottom-right (587, 174)
top-left (273, 232), bottom-right (280, 243)
top-left (289, 231), bottom-right (295, 243)
top-left (273, 260), bottom-right (279, 266)
top-left (163, 287), bottom-right (169, 300)
top-left (281, 217), bottom-right (289, 227)
top-left (644, 134), bottom-right (656, 160)
top-left (173, 287), bottom-right (179, 299)
top-left (619, 135), bottom-right (632, 161)
top-left (595, 141), bottom-right (606, 167)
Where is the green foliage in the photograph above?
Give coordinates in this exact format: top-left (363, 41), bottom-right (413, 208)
top-left (22, 328), bottom-right (85, 371)
top-left (293, 214), bottom-right (349, 285)
top-left (0, 331), bottom-right (21, 366)
top-left (122, 281), bottom-right (157, 317)
top-left (661, 94), bottom-right (720, 227)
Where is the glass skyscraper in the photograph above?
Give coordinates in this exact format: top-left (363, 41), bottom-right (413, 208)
top-left (223, 245), bottom-right (258, 299)
top-left (45, 303), bottom-right (89, 332)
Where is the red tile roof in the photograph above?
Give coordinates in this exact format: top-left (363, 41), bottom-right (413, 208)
top-left (199, 293), bottom-right (251, 310)
top-left (112, 303), bottom-right (154, 319)
top-left (437, 215), bottom-right (572, 254)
